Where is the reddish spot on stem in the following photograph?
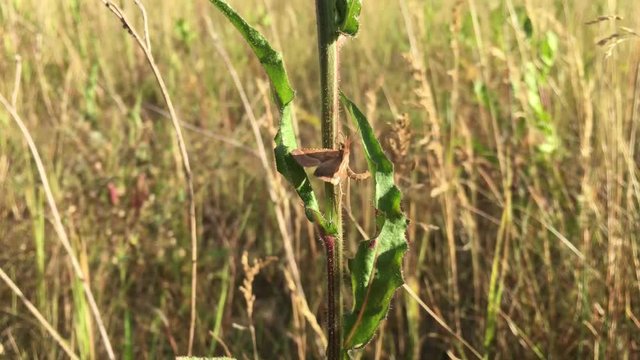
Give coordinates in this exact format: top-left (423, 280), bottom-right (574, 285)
top-left (323, 234), bottom-right (336, 249)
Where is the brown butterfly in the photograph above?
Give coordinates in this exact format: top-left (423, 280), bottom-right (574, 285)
top-left (291, 138), bottom-right (369, 185)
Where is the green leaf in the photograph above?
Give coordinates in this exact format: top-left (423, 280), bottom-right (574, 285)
top-left (208, 0), bottom-right (326, 227)
top-left (522, 16), bottom-right (533, 38)
top-left (514, 5), bottom-right (533, 39)
top-left (336, 0), bottom-right (362, 36)
top-left (274, 104), bottom-right (326, 226)
top-left (523, 62), bottom-right (558, 154)
top-left (208, 0), bottom-right (294, 107)
top-left (539, 31), bottom-right (558, 68)
top-left (340, 93), bottom-right (408, 349)
top-left (174, 18), bottom-right (196, 47)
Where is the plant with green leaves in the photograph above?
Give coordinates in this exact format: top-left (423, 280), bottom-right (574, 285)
top-left (208, 0), bottom-right (408, 358)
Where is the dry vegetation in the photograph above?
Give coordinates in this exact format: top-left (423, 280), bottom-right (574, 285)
top-left (1, 0), bottom-right (640, 358)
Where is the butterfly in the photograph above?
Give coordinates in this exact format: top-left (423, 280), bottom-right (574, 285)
top-left (291, 138), bottom-right (369, 185)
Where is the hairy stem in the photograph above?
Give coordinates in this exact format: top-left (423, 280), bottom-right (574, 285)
top-left (323, 234), bottom-right (338, 358)
top-left (315, 0), bottom-right (343, 358)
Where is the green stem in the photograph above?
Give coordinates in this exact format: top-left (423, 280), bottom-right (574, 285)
top-left (315, 0), bottom-right (343, 358)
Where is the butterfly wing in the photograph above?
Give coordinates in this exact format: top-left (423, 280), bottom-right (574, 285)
top-left (291, 143), bottom-right (350, 184)
top-left (313, 156), bottom-right (344, 184)
top-left (313, 156), bottom-right (349, 185)
top-left (291, 148), bottom-right (341, 167)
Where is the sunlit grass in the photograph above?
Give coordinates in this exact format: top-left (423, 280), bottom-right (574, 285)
top-left (1, 0), bottom-right (639, 358)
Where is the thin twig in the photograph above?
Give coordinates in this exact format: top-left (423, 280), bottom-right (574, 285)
top-left (205, 20), bottom-right (271, 175)
top-left (0, 267), bottom-right (80, 360)
top-left (98, 1), bottom-right (200, 354)
top-left (11, 55), bottom-right (22, 107)
top-left (0, 93), bottom-right (116, 359)
top-left (209, 331), bottom-right (233, 357)
top-left (143, 103), bottom-right (259, 157)
top-left (343, 187), bottom-right (369, 240)
top-left (132, 0), bottom-right (152, 51)
top-left (402, 284), bottom-right (483, 359)
top-left (283, 269), bottom-right (328, 348)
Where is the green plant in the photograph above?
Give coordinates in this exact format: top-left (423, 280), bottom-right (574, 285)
top-left (208, 0), bottom-right (408, 358)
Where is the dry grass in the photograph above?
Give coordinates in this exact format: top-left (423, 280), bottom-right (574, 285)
top-left (1, 0), bottom-right (639, 358)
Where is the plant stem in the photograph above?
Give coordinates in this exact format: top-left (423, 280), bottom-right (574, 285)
top-left (315, 0), bottom-right (343, 358)
top-left (322, 233), bottom-right (339, 359)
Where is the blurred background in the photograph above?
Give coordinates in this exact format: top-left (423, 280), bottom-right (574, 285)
top-left (1, 0), bottom-right (639, 358)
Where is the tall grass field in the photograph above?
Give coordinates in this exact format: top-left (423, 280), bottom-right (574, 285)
top-left (1, 0), bottom-right (639, 358)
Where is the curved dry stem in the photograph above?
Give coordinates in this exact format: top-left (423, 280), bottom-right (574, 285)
top-left (209, 331), bottom-right (233, 358)
top-left (11, 55), bottom-right (22, 106)
top-left (144, 103), bottom-right (259, 157)
top-left (0, 267), bottom-right (80, 360)
top-left (0, 93), bottom-right (116, 359)
top-left (99, 1), bottom-right (199, 354)
top-left (402, 284), bottom-right (482, 359)
top-left (132, 0), bottom-right (152, 51)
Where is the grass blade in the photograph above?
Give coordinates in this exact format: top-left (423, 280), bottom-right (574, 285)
top-left (337, 0), bottom-right (362, 36)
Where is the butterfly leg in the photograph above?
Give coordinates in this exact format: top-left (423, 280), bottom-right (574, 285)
top-left (347, 167), bottom-right (370, 181)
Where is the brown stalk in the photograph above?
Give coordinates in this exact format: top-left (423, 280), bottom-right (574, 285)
top-left (399, 0), bottom-right (462, 339)
top-left (239, 252), bottom-right (277, 360)
top-left (402, 284), bottom-right (483, 360)
top-left (0, 268), bottom-right (79, 360)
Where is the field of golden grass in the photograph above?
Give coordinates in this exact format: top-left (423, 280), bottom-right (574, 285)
top-left (1, 0), bottom-right (639, 358)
